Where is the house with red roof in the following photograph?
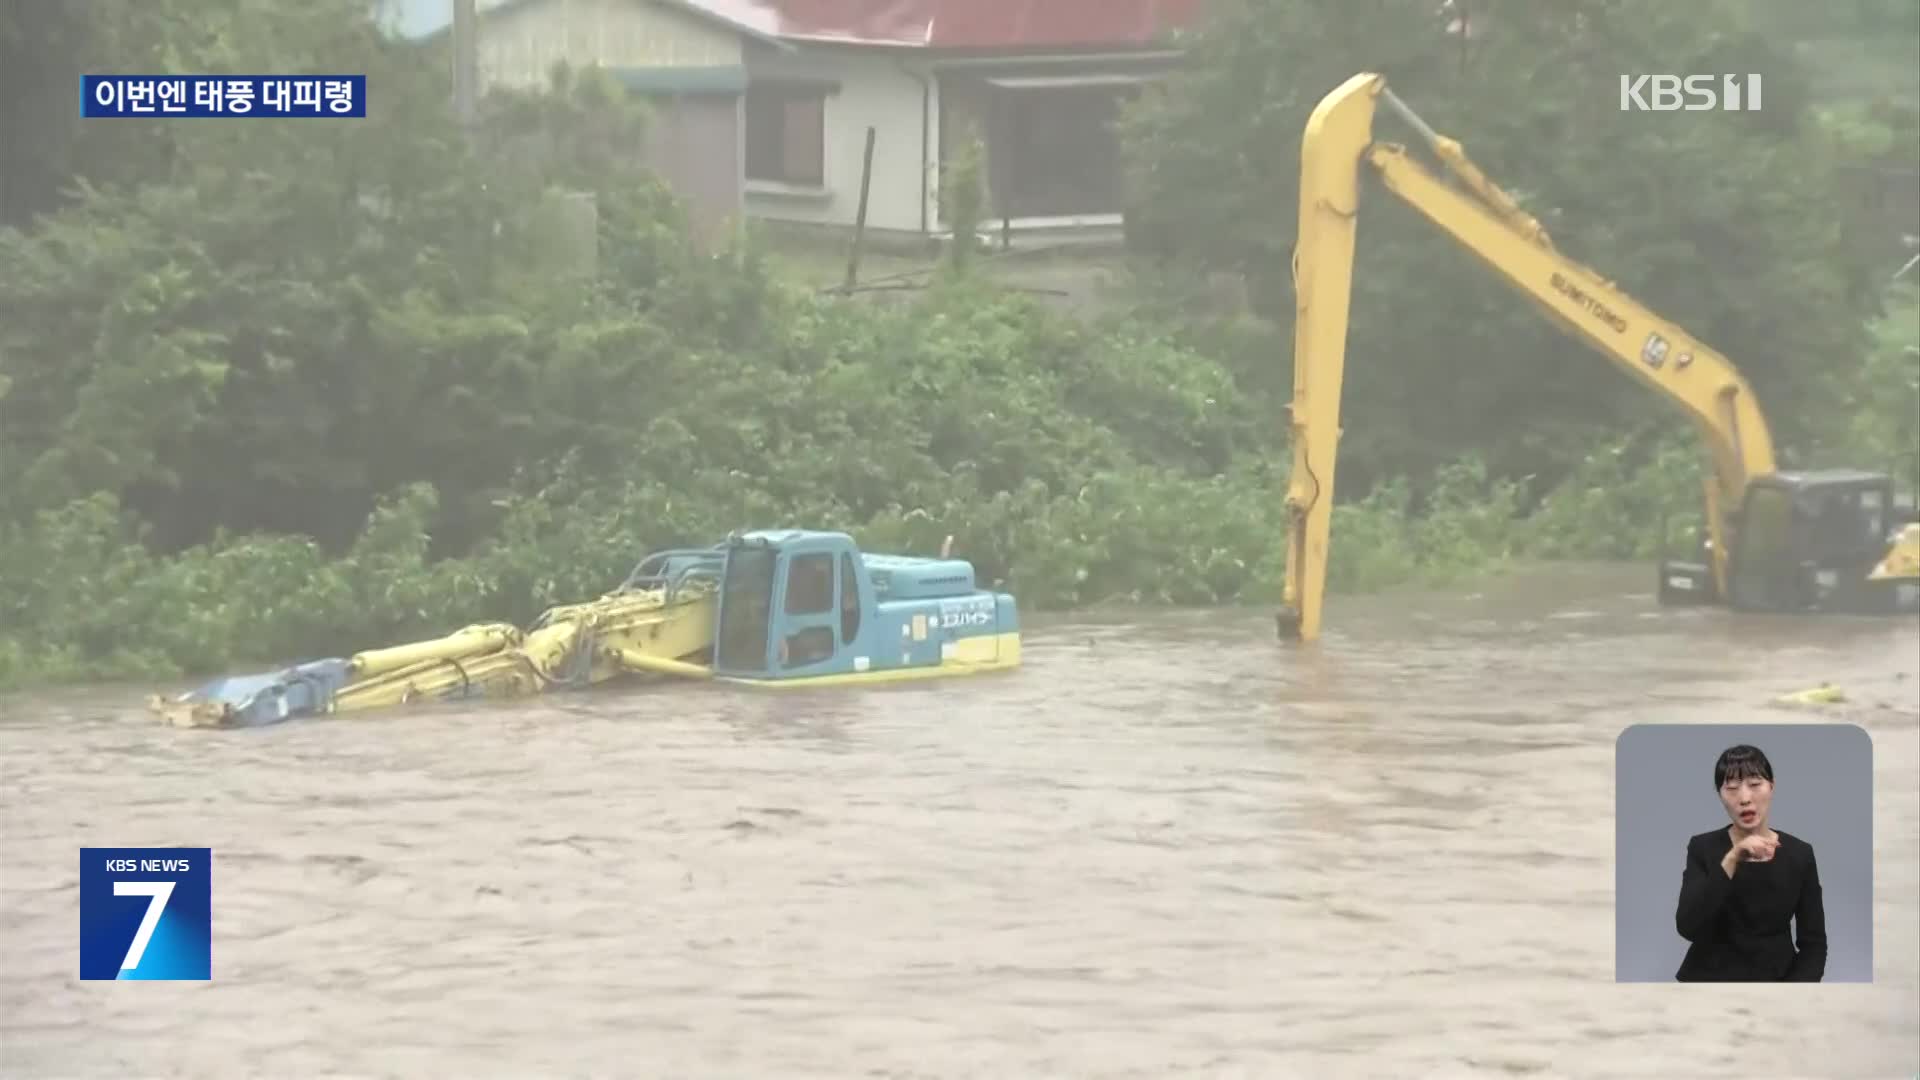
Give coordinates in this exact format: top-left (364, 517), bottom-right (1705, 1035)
top-left (393, 0), bottom-right (1205, 246)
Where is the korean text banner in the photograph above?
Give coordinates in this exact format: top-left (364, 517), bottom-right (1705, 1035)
top-left (82, 75), bottom-right (366, 118)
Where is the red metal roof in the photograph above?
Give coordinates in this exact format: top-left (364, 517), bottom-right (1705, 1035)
top-left (695, 0), bottom-right (1205, 50)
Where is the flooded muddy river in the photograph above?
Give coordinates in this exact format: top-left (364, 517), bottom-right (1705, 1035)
top-left (3, 564), bottom-right (1916, 1077)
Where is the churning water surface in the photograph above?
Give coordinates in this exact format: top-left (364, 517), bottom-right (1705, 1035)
top-left (2, 563), bottom-right (1916, 1077)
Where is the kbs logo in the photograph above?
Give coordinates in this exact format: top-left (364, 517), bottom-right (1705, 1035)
top-left (79, 847), bottom-right (211, 980)
top-left (1619, 74), bottom-right (1763, 112)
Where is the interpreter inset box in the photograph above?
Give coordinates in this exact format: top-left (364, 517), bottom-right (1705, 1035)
top-left (1614, 723), bottom-right (1872, 983)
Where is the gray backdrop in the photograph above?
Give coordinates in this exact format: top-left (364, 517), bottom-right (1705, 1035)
top-left (1615, 723), bottom-right (1873, 982)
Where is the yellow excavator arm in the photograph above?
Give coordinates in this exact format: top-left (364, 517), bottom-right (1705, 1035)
top-left (1872, 522), bottom-right (1920, 581)
top-left (1278, 72), bottom-right (1788, 642)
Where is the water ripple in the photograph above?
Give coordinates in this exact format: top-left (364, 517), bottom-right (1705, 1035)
top-left (2, 565), bottom-right (1916, 1077)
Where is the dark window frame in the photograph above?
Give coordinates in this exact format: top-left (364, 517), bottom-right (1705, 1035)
top-left (838, 552), bottom-right (862, 645)
top-left (745, 82), bottom-right (827, 187)
top-left (784, 552), bottom-right (835, 616)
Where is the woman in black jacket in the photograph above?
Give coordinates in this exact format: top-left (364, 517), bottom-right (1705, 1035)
top-left (1674, 744), bottom-right (1827, 981)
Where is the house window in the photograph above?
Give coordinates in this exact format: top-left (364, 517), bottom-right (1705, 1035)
top-left (746, 84), bottom-right (825, 187)
top-left (990, 85), bottom-right (1131, 218)
top-left (940, 72), bottom-right (1156, 223)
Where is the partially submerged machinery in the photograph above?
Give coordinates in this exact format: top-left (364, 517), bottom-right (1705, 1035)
top-left (1275, 72), bottom-right (1920, 642)
top-left (150, 530), bottom-right (1020, 727)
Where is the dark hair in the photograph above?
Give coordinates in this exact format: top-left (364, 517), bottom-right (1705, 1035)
top-left (1714, 744), bottom-right (1774, 789)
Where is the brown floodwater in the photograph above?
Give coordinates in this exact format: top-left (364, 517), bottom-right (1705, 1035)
top-left (2, 563), bottom-right (1916, 1077)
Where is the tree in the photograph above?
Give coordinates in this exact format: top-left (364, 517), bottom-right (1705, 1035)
top-left (940, 117), bottom-right (988, 275)
top-left (1120, 0), bottom-right (1885, 494)
top-left (0, 2), bottom-right (720, 552)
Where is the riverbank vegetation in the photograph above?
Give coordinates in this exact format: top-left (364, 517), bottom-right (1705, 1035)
top-left (2, 0), bottom-right (1915, 689)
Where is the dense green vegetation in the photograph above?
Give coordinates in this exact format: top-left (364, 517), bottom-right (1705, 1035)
top-left (1, 0), bottom-right (1915, 690)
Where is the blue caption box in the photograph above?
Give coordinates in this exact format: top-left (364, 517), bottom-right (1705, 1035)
top-left (81, 75), bottom-right (366, 118)
top-left (79, 847), bottom-right (212, 980)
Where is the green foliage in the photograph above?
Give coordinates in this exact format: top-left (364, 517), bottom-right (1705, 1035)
top-left (1119, 0), bottom-right (1892, 487)
top-left (1754, 0), bottom-right (1920, 107)
top-left (939, 118), bottom-right (988, 275)
top-left (1810, 282), bottom-right (1920, 490)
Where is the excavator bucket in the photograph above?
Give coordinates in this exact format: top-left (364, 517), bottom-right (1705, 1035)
top-left (148, 659), bottom-right (356, 729)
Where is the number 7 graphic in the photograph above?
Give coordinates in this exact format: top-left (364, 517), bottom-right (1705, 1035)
top-left (113, 881), bottom-right (174, 971)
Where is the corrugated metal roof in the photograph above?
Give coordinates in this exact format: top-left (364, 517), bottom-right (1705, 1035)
top-left (707, 0), bottom-right (1203, 49)
top-left (925, 0), bottom-right (1204, 49)
top-left (386, 0), bottom-right (790, 47)
top-left (385, 0), bottom-right (1203, 51)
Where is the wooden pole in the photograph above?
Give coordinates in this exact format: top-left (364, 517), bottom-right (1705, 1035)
top-left (844, 125), bottom-right (876, 292)
top-left (453, 0), bottom-right (478, 125)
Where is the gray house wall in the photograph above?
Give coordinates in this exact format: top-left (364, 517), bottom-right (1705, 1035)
top-left (638, 90), bottom-right (744, 247)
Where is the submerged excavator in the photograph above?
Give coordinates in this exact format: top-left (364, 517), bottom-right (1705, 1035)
top-left (150, 530), bottom-right (1021, 727)
top-left (1275, 72), bottom-right (1920, 642)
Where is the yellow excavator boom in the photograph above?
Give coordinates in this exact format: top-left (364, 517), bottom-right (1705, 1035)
top-left (150, 582), bottom-right (718, 727)
top-left (1279, 72), bottom-right (1794, 641)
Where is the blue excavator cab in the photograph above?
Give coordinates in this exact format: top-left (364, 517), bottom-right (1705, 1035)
top-left (712, 530), bottom-right (1018, 683)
